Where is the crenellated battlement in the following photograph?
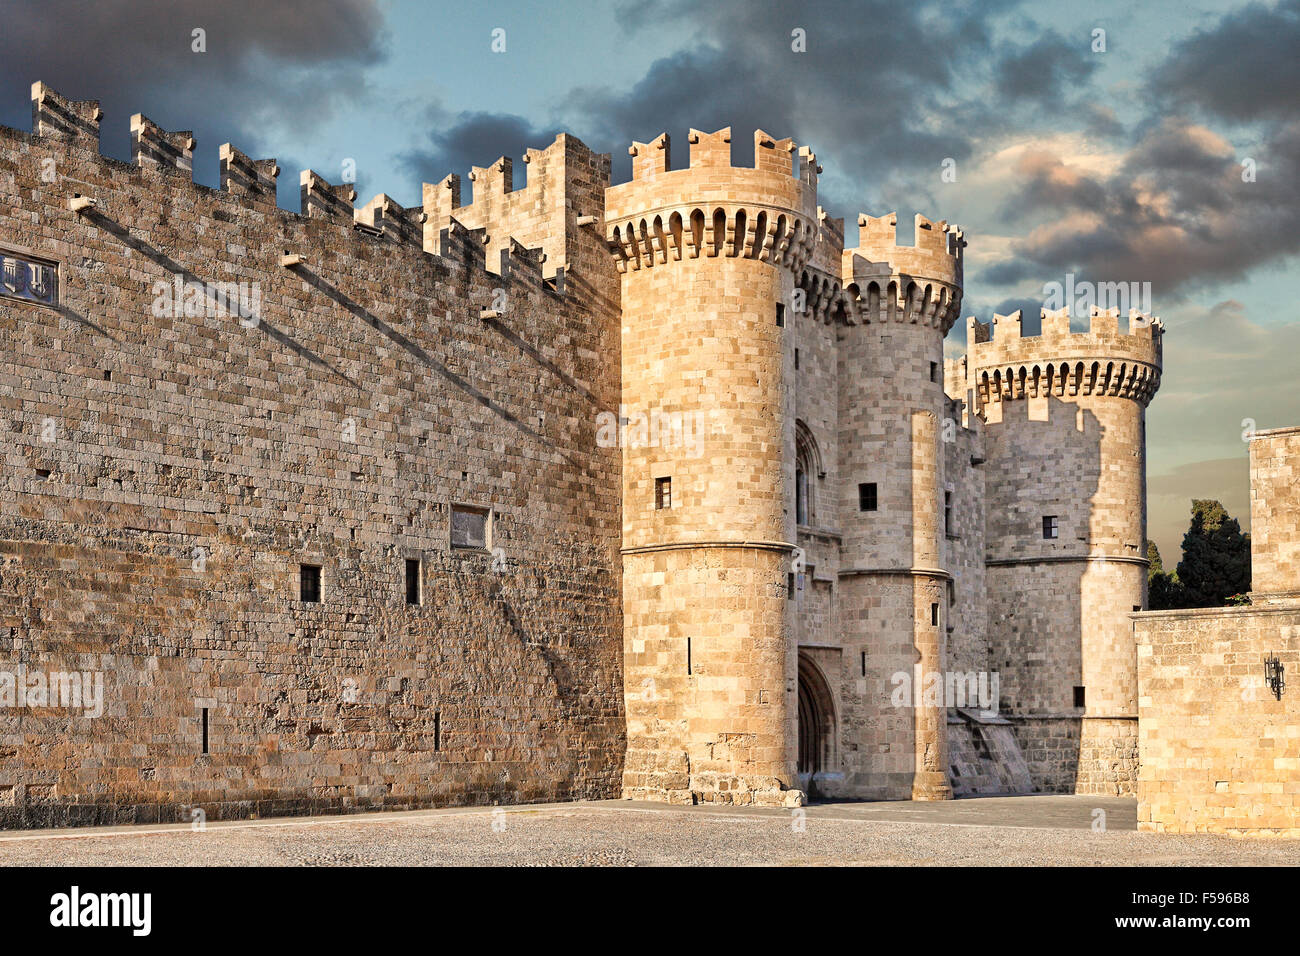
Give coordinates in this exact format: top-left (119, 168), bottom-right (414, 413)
top-left (842, 213), bottom-right (965, 333)
top-left (965, 306), bottom-right (1164, 406)
top-left (605, 128), bottom-right (824, 276)
top-left (420, 133), bottom-right (610, 281)
top-left (7, 82), bottom-right (613, 299)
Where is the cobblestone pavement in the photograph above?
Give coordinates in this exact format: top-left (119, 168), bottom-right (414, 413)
top-left (1, 796), bottom-right (1296, 866)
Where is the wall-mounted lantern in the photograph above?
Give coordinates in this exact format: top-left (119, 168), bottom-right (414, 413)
top-left (1264, 655), bottom-right (1285, 701)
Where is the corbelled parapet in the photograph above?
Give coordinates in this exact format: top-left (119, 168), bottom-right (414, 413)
top-left (604, 128), bottom-right (825, 275)
top-left (842, 212), bottom-right (965, 333)
top-left (421, 133), bottom-right (610, 281)
top-left (355, 193), bottom-right (427, 247)
top-left (219, 144), bottom-right (279, 200)
top-left (300, 169), bottom-right (357, 221)
top-left (31, 82), bottom-right (102, 144)
top-left (131, 114), bottom-right (195, 175)
top-left (966, 305), bottom-right (1163, 407)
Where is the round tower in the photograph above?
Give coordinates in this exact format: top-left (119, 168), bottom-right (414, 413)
top-left (604, 128), bottom-right (819, 805)
top-left (837, 213), bottom-right (965, 799)
top-left (965, 305), bottom-right (1163, 795)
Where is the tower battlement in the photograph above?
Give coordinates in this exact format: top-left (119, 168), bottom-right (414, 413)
top-left (966, 306), bottom-right (1163, 406)
top-left (842, 213), bottom-right (965, 332)
top-left (605, 128), bottom-right (824, 275)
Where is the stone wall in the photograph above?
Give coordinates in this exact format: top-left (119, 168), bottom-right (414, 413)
top-left (1250, 426), bottom-right (1300, 602)
top-left (0, 90), bottom-right (625, 827)
top-left (1135, 604), bottom-right (1300, 836)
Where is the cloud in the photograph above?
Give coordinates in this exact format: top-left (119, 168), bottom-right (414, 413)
top-left (0, 0), bottom-right (387, 189)
top-left (398, 107), bottom-right (566, 187)
top-left (1149, 0), bottom-right (1300, 123)
top-left (982, 118), bottom-right (1300, 295)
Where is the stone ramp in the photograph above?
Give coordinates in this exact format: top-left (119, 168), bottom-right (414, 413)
top-left (948, 710), bottom-right (1036, 797)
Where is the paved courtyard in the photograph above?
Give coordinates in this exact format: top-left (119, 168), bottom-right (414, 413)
top-left (0, 795), bottom-right (1295, 866)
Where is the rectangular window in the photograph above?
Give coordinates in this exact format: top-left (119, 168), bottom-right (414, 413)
top-left (930, 361), bottom-right (939, 383)
top-left (1042, 515), bottom-right (1059, 539)
top-left (655, 476), bottom-right (671, 510)
top-left (299, 564), bottom-right (321, 603)
top-left (1073, 686), bottom-right (1086, 708)
top-left (930, 603), bottom-right (939, 627)
top-left (788, 572), bottom-right (795, 600)
top-left (405, 558), bottom-right (421, 605)
top-left (775, 303), bottom-right (786, 327)
top-left (451, 504), bottom-right (490, 549)
top-left (858, 482), bottom-right (878, 512)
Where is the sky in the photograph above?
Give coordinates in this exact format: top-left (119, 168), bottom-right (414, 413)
top-left (1, 0), bottom-right (1296, 562)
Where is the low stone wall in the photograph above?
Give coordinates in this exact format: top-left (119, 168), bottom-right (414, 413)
top-left (1134, 604), bottom-right (1300, 837)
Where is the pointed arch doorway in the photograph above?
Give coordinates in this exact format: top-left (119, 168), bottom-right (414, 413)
top-left (797, 652), bottom-right (837, 797)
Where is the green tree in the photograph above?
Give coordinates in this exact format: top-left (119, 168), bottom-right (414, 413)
top-left (1146, 541), bottom-right (1183, 610)
top-left (1174, 500), bottom-right (1251, 608)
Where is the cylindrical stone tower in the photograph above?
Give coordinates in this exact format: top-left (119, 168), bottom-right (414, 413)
top-left (837, 213), bottom-right (965, 800)
top-left (966, 305), bottom-right (1163, 795)
top-left (604, 128), bottom-right (819, 806)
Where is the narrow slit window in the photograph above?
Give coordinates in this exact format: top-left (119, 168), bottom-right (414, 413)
top-left (860, 651), bottom-right (867, 677)
top-left (776, 303), bottom-right (786, 327)
top-left (930, 603), bottom-right (939, 627)
top-left (944, 491), bottom-right (952, 535)
top-left (201, 707), bottom-right (209, 755)
top-left (405, 558), bottom-right (421, 605)
top-left (433, 711), bottom-right (441, 752)
top-left (686, 637), bottom-right (692, 675)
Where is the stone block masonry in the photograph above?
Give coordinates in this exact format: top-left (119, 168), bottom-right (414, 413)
top-left (0, 84), bottom-right (624, 827)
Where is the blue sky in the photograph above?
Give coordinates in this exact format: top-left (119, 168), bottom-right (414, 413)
top-left (2, 0), bottom-right (1297, 561)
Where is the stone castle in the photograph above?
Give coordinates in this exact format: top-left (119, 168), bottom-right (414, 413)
top-left (1, 79), bottom-right (1241, 828)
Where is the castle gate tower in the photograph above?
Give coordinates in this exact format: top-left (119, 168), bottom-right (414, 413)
top-left (604, 128), bottom-right (818, 805)
top-left (837, 214), bottom-right (965, 800)
top-left (966, 307), bottom-right (1163, 794)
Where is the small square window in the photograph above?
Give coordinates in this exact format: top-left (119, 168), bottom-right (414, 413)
top-left (451, 505), bottom-right (490, 549)
top-left (858, 482), bottom-right (878, 512)
top-left (1042, 515), bottom-right (1059, 539)
top-left (1073, 686), bottom-right (1086, 708)
top-left (405, 558), bottom-right (421, 605)
top-left (655, 476), bottom-right (672, 510)
top-left (299, 564), bottom-right (321, 603)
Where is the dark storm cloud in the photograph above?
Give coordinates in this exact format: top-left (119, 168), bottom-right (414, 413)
top-left (0, 0), bottom-right (386, 187)
top-left (564, 0), bottom-right (1009, 205)
top-left (993, 33), bottom-right (1096, 105)
top-left (1149, 0), bottom-right (1300, 123)
top-left (994, 116), bottom-right (1300, 296)
top-left (397, 108), bottom-right (565, 186)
